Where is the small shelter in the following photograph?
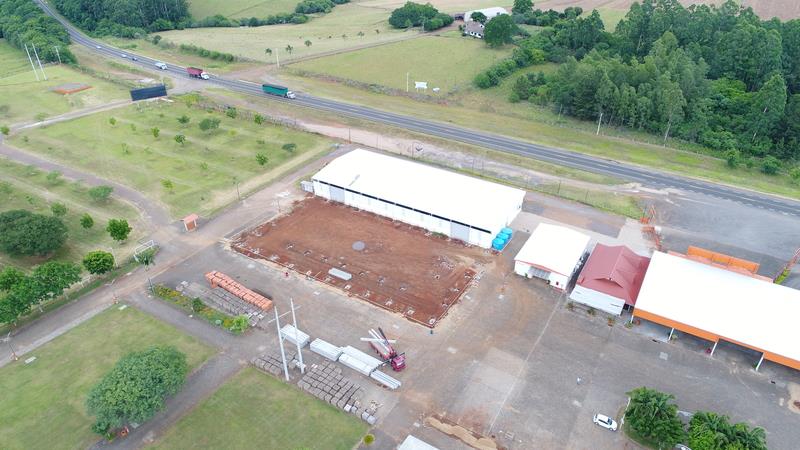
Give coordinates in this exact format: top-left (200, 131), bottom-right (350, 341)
top-left (513, 223), bottom-right (590, 290)
top-left (569, 244), bottom-right (650, 315)
top-left (182, 213), bottom-right (199, 232)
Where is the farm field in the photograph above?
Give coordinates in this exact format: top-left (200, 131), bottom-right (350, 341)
top-left (9, 96), bottom-right (332, 217)
top-left (0, 157), bottom-right (143, 269)
top-left (157, 3), bottom-right (414, 63)
top-left (189, 0), bottom-right (298, 19)
top-left (0, 40), bottom-right (127, 125)
top-left (278, 73), bottom-right (800, 199)
top-left (0, 306), bottom-right (215, 450)
top-left (293, 35), bottom-right (512, 93)
top-left (152, 367), bottom-right (368, 450)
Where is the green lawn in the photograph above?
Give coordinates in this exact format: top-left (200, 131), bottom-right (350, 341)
top-left (0, 306), bottom-right (215, 450)
top-left (157, 3), bottom-right (412, 63)
top-left (293, 34), bottom-right (511, 93)
top-left (151, 367), bottom-right (368, 450)
top-left (596, 7), bottom-right (629, 32)
top-left (0, 40), bottom-right (128, 126)
top-left (10, 96), bottom-right (331, 217)
top-left (0, 157), bottom-right (143, 269)
top-left (97, 37), bottom-right (256, 74)
top-left (189, 0), bottom-right (299, 19)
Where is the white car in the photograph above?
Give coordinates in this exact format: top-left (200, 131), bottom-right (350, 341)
top-left (155, 62), bottom-right (167, 70)
top-left (593, 414), bottom-right (618, 431)
top-left (120, 53), bottom-right (128, 58)
top-left (95, 45), bottom-right (102, 49)
top-left (675, 445), bottom-right (692, 450)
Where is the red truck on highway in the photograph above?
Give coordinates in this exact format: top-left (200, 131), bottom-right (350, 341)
top-left (187, 67), bottom-right (209, 80)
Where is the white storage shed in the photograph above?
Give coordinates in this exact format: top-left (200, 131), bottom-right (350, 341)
top-left (312, 149), bottom-right (525, 248)
top-left (513, 223), bottom-right (590, 290)
top-left (465, 7), bottom-right (509, 22)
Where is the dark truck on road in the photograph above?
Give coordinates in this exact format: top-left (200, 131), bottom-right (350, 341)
top-left (262, 83), bottom-right (296, 99)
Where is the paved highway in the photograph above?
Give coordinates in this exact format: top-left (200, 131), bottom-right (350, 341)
top-left (35, 0), bottom-right (800, 216)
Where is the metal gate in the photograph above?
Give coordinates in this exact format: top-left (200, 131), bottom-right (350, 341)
top-left (329, 186), bottom-right (345, 203)
top-left (449, 222), bottom-right (470, 243)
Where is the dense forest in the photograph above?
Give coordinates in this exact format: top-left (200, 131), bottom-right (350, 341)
top-left (483, 0), bottom-right (800, 166)
top-left (51, 0), bottom-right (191, 35)
top-left (0, 0), bottom-right (75, 63)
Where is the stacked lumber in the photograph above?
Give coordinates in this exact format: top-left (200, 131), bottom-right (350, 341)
top-left (205, 271), bottom-right (273, 311)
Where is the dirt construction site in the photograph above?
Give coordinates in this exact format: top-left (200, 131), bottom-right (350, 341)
top-left (232, 196), bottom-right (492, 327)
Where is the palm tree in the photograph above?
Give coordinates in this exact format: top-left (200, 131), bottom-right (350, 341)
top-left (285, 44), bottom-right (293, 54)
top-left (265, 48), bottom-right (272, 56)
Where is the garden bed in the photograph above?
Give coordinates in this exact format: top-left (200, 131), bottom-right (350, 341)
top-left (153, 285), bottom-right (248, 334)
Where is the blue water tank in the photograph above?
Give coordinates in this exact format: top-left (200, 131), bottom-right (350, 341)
top-left (492, 238), bottom-right (505, 250)
top-left (497, 232), bottom-right (511, 241)
top-left (501, 227), bottom-right (514, 236)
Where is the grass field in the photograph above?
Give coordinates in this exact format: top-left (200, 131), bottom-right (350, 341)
top-left (279, 73), bottom-right (800, 199)
top-left (98, 37), bottom-right (257, 73)
top-left (10, 97), bottom-right (331, 217)
top-left (0, 306), bottom-right (215, 450)
top-left (152, 367), bottom-right (368, 450)
top-left (293, 34), bottom-right (511, 93)
top-left (157, 3), bottom-right (413, 63)
top-left (0, 40), bottom-right (127, 125)
top-left (189, 0), bottom-right (299, 19)
top-left (0, 157), bottom-right (143, 269)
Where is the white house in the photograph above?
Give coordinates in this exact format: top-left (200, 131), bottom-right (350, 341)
top-left (513, 223), bottom-right (590, 290)
top-left (464, 7), bottom-right (509, 22)
top-left (312, 149), bottom-right (525, 248)
top-left (464, 21), bottom-right (485, 39)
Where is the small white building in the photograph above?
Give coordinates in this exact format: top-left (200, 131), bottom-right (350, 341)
top-left (398, 435), bottom-right (439, 450)
top-left (464, 21), bottom-right (485, 39)
top-left (312, 149), bottom-right (525, 248)
top-left (513, 223), bottom-right (590, 290)
top-left (464, 7), bottom-right (509, 22)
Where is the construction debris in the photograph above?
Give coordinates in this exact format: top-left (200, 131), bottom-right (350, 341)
top-left (205, 271), bottom-right (273, 311)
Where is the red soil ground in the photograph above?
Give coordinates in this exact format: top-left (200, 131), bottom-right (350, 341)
top-left (233, 197), bottom-right (493, 327)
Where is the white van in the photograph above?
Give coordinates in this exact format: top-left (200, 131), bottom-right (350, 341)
top-left (155, 62), bottom-right (167, 70)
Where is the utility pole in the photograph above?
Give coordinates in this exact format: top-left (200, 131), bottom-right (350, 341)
top-left (276, 52), bottom-right (280, 69)
top-left (24, 44), bottom-right (40, 81)
top-left (32, 44), bottom-right (47, 80)
top-left (406, 72), bottom-right (409, 93)
top-left (53, 46), bottom-right (62, 64)
top-left (3, 332), bottom-right (19, 362)
top-left (273, 307), bottom-right (290, 381)
top-left (290, 298), bottom-right (304, 374)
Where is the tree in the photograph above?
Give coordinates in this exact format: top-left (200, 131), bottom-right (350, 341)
top-left (31, 261), bottom-right (81, 303)
top-left (177, 115), bottom-right (190, 125)
top-left (151, 127), bottom-right (160, 138)
top-left (161, 179), bottom-right (174, 191)
top-left (305, 40), bottom-right (312, 47)
top-left (50, 202), bottom-right (67, 217)
top-left (198, 117), bottom-right (220, 133)
top-left (512, 0), bottom-right (533, 15)
top-left (254, 114), bottom-right (264, 125)
top-left (225, 107), bottom-right (237, 118)
top-left (625, 387), bottom-right (685, 449)
top-left (86, 346), bottom-right (187, 435)
top-left (80, 213), bottom-right (94, 229)
top-left (46, 171), bottom-right (62, 184)
top-left (83, 251), bottom-right (115, 275)
top-left (0, 210), bottom-right (67, 256)
top-left (0, 266), bottom-right (24, 291)
top-left (358, 31), bottom-right (365, 38)
top-left (174, 134), bottom-right (186, 145)
top-left (265, 48), bottom-right (272, 56)
top-left (470, 11), bottom-right (487, 24)
top-left (761, 156), bottom-right (781, 175)
top-left (106, 219), bottom-right (132, 242)
top-left (282, 142), bottom-right (297, 152)
top-left (484, 15), bottom-right (516, 47)
top-left (256, 153), bottom-right (268, 166)
top-left (88, 185), bottom-right (114, 202)
top-left (136, 248), bottom-right (156, 267)
top-left (688, 411), bottom-right (767, 450)
top-left (286, 44), bottom-right (294, 54)
top-left (108, 117), bottom-right (116, 126)
top-left (0, 125), bottom-right (9, 135)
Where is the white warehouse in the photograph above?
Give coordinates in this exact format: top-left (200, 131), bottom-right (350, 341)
top-left (311, 149), bottom-right (525, 248)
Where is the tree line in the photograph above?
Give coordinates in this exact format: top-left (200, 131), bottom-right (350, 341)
top-left (388, 2), bottom-right (454, 32)
top-left (0, 0), bottom-right (76, 64)
top-left (51, 0), bottom-right (190, 34)
top-left (477, 0), bottom-right (800, 168)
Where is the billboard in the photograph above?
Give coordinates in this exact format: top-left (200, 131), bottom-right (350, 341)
top-left (130, 84), bottom-right (167, 101)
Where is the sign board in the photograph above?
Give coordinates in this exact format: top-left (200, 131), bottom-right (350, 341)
top-left (130, 84), bottom-right (167, 101)
top-left (414, 81), bottom-right (428, 90)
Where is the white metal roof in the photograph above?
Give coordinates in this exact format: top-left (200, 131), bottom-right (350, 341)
top-left (312, 149), bottom-right (525, 233)
top-left (636, 252), bottom-right (800, 362)
top-left (465, 7), bottom-right (509, 21)
top-left (398, 435), bottom-right (439, 450)
top-left (514, 223), bottom-right (590, 276)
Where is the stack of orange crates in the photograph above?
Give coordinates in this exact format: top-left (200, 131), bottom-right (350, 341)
top-left (205, 271), bottom-right (273, 310)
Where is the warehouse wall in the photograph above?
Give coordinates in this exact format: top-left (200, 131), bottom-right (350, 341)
top-left (569, 286), bottom-right (626, 315)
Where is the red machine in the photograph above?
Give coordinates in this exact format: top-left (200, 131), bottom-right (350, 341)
top-left (362, 328), bottom-right (405, 372)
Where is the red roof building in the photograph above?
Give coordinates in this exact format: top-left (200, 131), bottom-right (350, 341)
top-left (569, 244), bottom-right (650, 315)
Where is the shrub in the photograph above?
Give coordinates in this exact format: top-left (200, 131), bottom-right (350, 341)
top-left (225, 107), bottom-right (237, 118)
top-left (88, 185), bottom-right (114, 202)
top-left (83, 251), bottom-right (115, 275)
top-left (282, 143), bottom-right (297, 152)
top-left (1, 125), bottom-right (10, 135)
top-left (760, 156), bottom-right (780, 175)
top-left (192, 298), bottom-right (204, 312)
top-left (724, 149), bottom-right (740, 168)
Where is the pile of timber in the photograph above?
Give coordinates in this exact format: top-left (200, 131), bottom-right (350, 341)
top-left (205, 271), bottom-right (273, 310)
